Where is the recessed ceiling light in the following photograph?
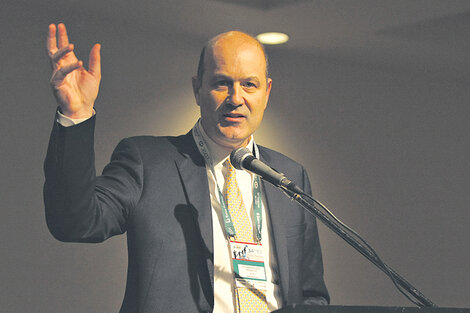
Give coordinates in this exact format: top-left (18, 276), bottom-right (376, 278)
top-left (256, 32), bottom-right (289, 45)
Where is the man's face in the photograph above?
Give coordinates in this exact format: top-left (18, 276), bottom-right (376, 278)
top-left (193, 33), bottom-right (272, 149)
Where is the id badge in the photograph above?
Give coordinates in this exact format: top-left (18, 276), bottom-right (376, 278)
top-left (229, 240), bottom-right (267, 290)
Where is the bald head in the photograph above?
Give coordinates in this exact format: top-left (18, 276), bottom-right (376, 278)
top-left (196, 31), bottom-right (269, 85)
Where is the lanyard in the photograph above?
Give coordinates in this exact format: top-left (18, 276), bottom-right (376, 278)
top-left (192, 123), bottom-right (263, 242)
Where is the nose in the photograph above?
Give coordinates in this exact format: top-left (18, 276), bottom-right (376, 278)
top-left (227, 82), bottom-right (244, 107)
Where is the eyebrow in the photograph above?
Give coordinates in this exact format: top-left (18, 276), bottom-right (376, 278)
top-left (244, 76), bottom-right (261, 84)
top-left (211, 74), bottom-right (231, 81)
top-left (211, 74), bottom-right (261, 83)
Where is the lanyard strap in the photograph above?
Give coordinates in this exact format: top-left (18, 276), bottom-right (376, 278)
top-left (192, 123), bottom-right (263, 242)
top-left (252, 175), bottom-right (262, 242)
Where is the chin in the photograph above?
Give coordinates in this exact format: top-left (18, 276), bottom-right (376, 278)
top-left (218, 134), bottom-right (250, 148)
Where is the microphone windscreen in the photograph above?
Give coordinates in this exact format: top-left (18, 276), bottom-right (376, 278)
top-left (230, 148), bottom-right (251, 170)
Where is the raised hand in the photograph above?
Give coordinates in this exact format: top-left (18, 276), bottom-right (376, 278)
top-left (47, 23), bottom-right (101, 119)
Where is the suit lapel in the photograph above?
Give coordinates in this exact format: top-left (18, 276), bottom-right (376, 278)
top-left (173, 133), bottom-right (214, 282)
top-left (259, 148), bottom-right (290, 303)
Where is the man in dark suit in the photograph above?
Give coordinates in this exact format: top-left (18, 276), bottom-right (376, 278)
top-left (44, 23), bottom-right (328, 312)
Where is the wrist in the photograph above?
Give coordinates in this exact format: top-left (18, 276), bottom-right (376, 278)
top-left (59, 106), bottom-right (94, 119)
top-left (57, 108), bottom-right (96, 127)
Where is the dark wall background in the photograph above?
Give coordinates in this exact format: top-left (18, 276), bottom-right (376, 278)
top-left (1, 1), bottom-right (468, 312)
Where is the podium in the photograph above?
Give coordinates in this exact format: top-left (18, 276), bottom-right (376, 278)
top-left (273, 305), bottom-right (470, 313)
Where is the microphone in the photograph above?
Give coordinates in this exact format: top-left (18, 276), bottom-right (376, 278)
top-left (230, 148), bottom-right (304, 194)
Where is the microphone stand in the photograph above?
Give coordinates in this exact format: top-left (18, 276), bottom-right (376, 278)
top-left (279, 186), bottom-right (437, 308)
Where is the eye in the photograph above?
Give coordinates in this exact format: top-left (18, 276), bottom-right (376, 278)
top-left (243, 81), bottom-right (258, 89)
top-left (215, 80), bottom-right (231, 88)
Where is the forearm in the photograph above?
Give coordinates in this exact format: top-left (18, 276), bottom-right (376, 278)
top-left (44, 114), bottom-right (101, 241)
top-left (43, 114), bottom-right (134, 243)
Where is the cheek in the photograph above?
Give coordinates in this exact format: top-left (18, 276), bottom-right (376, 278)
top-left (250, 97), bottom-right (268, 115)
top-left (209, 91), bottom-right (227, 106)
top-left (200, 95), bottom-right (217, 113)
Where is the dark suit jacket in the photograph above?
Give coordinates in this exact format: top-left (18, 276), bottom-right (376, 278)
top-left (44, 115), bottom-right (329, 313)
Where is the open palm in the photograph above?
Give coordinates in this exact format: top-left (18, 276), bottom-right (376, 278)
top-left (47, 23), bottom-right (101, 118)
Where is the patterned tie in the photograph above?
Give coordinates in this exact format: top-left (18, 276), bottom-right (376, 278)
top-left (225, 160), bottom-right (268, 313)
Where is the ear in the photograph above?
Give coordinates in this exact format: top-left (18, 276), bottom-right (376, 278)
top-left (192, 76), bottom-right (201, 106)
top-left (264, 78), bottom-right (272, 107)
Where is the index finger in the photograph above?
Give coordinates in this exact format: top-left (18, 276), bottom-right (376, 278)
top-left (88, 43), bottom-right (101, 79)
top-left (47, 24), bottom-right (57, 55)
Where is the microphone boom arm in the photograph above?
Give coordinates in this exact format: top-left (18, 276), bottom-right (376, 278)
top-left (230, 146), bottom-right (436, 307)
top-left (279, 186), bottom-right (437, 307)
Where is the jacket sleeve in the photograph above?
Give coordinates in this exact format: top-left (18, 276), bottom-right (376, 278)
top-left (301, 166), bottom-right (330, 305)
top-left (43, 114), bottom-right (143, 243)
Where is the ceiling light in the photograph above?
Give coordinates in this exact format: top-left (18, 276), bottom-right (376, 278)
top-left (256, 32), bottom-right (289, 45)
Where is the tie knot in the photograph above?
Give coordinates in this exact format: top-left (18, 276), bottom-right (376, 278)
top-left (225, 159), bottom-right (236, 175)
top-left (224, 159), bottom-right (238, 194)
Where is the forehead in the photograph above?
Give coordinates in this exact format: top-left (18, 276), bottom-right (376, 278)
top-left (204, 35), bottom-right (267, 79)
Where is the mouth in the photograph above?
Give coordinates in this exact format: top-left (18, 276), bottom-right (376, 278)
top-left (222, 112), bottom-right (246, 122)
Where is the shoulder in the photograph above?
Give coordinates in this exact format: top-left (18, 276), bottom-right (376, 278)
top-left (119, 132), bottom-right (193, 153)
top-left (258, 145), bottom-right (307, 178)
top-left (258, 145), bottom-right (304, 168)
top-left (257, 145), bottom-right (312, 194)
top-left (120, 135), bottom-right (179, 149)
top-left (111, 132), bottom-right (195, 162)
